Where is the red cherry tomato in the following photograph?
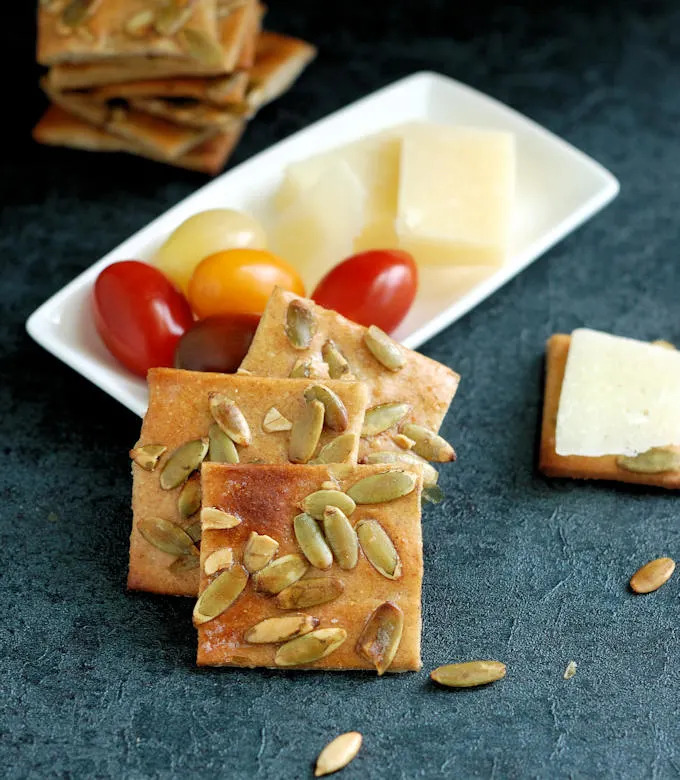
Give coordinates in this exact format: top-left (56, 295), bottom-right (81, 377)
top-left (311, 250), bottom-right (418, 333)
top-left (93, 260), bottom-right (194, 377)
top-left (174, 314), bottom-right (260, 373)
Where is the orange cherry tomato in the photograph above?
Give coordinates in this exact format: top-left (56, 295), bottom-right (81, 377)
top-left (188, 248), bottom-right (305, 319)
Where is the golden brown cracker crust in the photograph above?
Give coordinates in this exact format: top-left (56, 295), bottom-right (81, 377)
top-left (87, 72), bottom-right (249, 106)
top-left (245, 30), bottom-right (317, 112)
top-left (38, 0), bottom-right (220, 66)
top-left (128, 369), bottom-right (369, 597)
top-left (32, 105), bottom-right (243, 174)
top-left (44, 0), bottom-right (260, 88)
top-left (128, 97), bottom-right (242, 130)
top-left (197, 462), bottom-right (423, 672)
top-left (239, 288), bottom-right (460, 459)
top-left (539, 334), bottom-right (680, 488)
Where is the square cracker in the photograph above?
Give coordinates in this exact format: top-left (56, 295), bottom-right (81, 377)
top-left (239, 288), bottom-right (460, 458)
top-left (41, 77), bottom-right (216, 158)
top-left (45, 0), bottom-right (259, 88)
top-left (128, 368), bottom-right (369, 597)
top-left (85, 71), bottom-right (249, 107)
top-left (38, 0), bottom-right (220, 66)
top-left (539, 334), bottom-right (680, 488)
top-left (196, 462), bottom-right (423, 672)
top-left (243, 30), bottom-right (317, 114)
top-left (32, 105), bottom-right (244, 174)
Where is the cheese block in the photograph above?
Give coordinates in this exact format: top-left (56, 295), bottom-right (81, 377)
top-left (275, 130), bottom-right (401, 253)
top-left (269, 159), bottom-right (367, 291)
top-left (395, 124), bottom-right (515, 266)
top-left (555, 329), bottom-right (680, 457)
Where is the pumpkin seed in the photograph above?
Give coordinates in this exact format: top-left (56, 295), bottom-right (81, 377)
top-left (253, 554), bottom-right (308, 594)
top-left (168, 555), bottom-right (200, 574)
top-left (244, 614), bottom-right (319, 644)
top-left (652, 339), bottom-right (675, 349)
top-left (322, 339), bottom-right (351, 379)
top-left (274, 577), bottom-right (344, 609)
top-left (431, 660), bottom-right (507, 688)
top-left (177, 476), bottom-right (201, 519)
top-left (285, 299), bottom-right (317, 349)
top-left (304, 385), bottom-right (349, 431)
top-left (203, 547), bottom-right (233, 575)
top-left (363, 450), bottom-right (439, 487)
top-left (154, 0), bottom-right (194, 36)
top-left (185, 521), bottom-right (202, 543)
top-left (243, 532), bottom-right (279, 572)
top-left (364, 325), bottom-right (406, 371)
top-left (323, 506), bottom-right (358, 570)
top-left (129, 444), bottom-right (166, 471)
top-left (201, 507), bottom-right (241, 529)
top-left (629, 557), bottom-right (675, 593)
top-left (320, 480), bottom-right (339, 490)
top-left (362, 403), bottom-right (410, 436)
top-left (125, 9), bottom-right (154, 36)
top-left (422, 484), bottom-right (445, 505)
top-left (563, 661), bottom-right (578, 680)
top-left (274, 628), bottom-right (347, 667)
top-left (356, 602), bottom-right (404, 675)
top-left (159, 438), bottom-right (208, 490)
top-left (356, 519), bottom-right (401, 579)
top-left (236, 367), bottom-right (252, 375)
top-left (616, 447), bottom-right (680, 474)
top-left (392, 433), bottom-right (415, 450)
top-left (193, 565), bottom-right (248, 626)
top-left (401, 423), bottom-right (455, 462)
top-left (300, 489), bottom-right (356, 520)
top-left (179, 28), bottom-right (223, 65)
top-left (310, 433), bottom-right (357, 464)
top-left (289, 399), bottom-right (324, 463)
top-left (138, 516), bottom-right (199, 557)
top-left (289, 357), bottom-right (329, 379)
top-left (62, 0), bottom-right (98, 27)
top-left (208, 422), bottom-right (239, 464)
top-left (262, 406), bottom-right (292, 433)
top-left (315, 732), bottom-right (363, 777)
top-left (294, 513), bottom-right (333, 570)
top-left (209, 393), bottom-right (251, 446)
top-left (346, 471), bottom-right (417, 504)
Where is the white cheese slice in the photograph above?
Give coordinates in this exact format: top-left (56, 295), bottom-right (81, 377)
top-left (275, 130), bottom-right (401, 253)
top-left (395, 124), bottom-right (515, 266)
top-left (268, 159), bottom-right (367, 291)
top-left (555, 329), bottom-right (680, 457)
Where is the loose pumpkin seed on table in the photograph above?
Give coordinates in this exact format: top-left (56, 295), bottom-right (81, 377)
top-left (629, 557), bottom-right (675, 593)
top-left (431, 661), bottom-right (507, 688)
top-left (315, 732), bottom-right (363, 777)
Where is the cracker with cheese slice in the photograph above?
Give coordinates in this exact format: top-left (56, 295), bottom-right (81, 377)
top-left (540, 330), bottom-right (680, 488)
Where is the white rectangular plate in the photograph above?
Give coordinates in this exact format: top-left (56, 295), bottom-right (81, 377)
top-left (26, 71), bottom-right (619, 418)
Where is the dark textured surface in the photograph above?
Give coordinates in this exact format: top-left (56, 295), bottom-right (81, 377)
top-left (3, 1), bottom-right (680, 778)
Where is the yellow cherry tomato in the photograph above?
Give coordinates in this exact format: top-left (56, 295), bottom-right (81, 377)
top-left (188, 248), bottom-right (305, 318)
top-left (154, 209), bottom-right (267, 294)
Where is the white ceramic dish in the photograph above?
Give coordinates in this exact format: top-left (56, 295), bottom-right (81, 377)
top-left (26, 71), bottom-right (619, 418)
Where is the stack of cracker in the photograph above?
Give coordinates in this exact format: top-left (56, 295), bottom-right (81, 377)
top-left (128, 288), bottom-right (461, 673)
top-left (32, 0), bottom-right (316, 175)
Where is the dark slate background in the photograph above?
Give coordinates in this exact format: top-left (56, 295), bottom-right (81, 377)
top-left (2, 1), bottom-right (680, 778)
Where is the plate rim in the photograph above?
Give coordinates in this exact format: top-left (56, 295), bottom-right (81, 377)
top-left (26, 69), bottom-right (620, 415)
